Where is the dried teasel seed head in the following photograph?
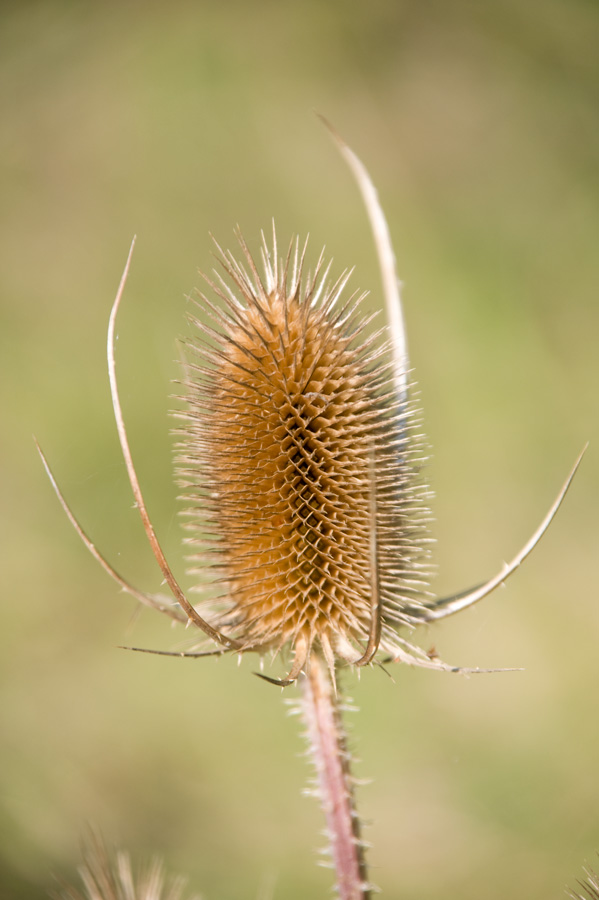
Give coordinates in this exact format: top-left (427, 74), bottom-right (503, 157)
top-left (568, 861), bottom-right (599, 900)
top-left (53, 829), bottom-right (195, 900)
top-left (175, 229), bottom-right (432, 679)
top-left (38, 124), bottom-right (584, 684)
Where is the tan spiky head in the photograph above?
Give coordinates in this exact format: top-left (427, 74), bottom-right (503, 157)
top-left (54, 829), bottom-right (194, 900)
top-left (38, 124), bottom-right (584, 686)
top-left (176, 229), bottom-right (431, 681)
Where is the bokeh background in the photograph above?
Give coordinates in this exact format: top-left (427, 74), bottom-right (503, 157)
top-left (1, 2), bottom-right (598, 898)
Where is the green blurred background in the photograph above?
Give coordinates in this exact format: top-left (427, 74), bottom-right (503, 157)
top-left (1, 2), bottom-right (598, 898)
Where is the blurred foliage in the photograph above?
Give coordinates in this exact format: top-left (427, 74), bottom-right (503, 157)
top-left (1, 1), bottom-right (598, 898)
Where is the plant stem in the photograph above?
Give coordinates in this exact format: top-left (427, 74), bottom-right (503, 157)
top-left (300, 654), bottom-right (370, 900)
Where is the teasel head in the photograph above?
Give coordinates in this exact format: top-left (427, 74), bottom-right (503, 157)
top-left (37, 119), bottom-right (585, 687)
top-left (54, 829), bottom-right (195, 900)
top-left (568, 861), bottom-right (599, 900)
top-left (173, 222), bottom-right (437, 682)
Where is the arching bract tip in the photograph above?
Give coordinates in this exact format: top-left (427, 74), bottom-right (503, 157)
top-left (318, 114), bottom-right (409, 404)
top-left (422, 444), bottom-right (588, 622)
top-left (104, 239), bottom-right (242, 651)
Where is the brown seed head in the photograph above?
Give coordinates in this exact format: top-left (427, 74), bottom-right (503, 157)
top-left (176, 230), bottom-right (431, 676)
top-left (38, 127), bottom-right (584, 684)
top-left (53, 829), bottom-right (193, 900)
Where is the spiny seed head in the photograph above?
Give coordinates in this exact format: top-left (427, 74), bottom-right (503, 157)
top-left (54, 830), bottom-right (194, 900)
top-left (569, 865), bottom-right (599, 900)
top-left (176, 229), bottom-right (431, 674)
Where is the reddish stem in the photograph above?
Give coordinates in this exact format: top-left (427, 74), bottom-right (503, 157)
top-left (301, 655), bottom-right (370, 900)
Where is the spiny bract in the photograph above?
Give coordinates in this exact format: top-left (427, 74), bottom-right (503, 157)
top-left (176, 230), bottom-right (432, 678)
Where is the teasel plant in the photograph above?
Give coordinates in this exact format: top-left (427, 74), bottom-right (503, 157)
top-left (53, 829), bottom-right (196, 900)
top-left (38, 119), bottom-right (586, 900)
top-left (568, 861), bottom-right (599, 900)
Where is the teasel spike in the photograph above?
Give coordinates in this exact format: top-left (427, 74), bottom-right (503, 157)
top-left (234, 227), bottom-right (271, 294)
top-left (281, 233), bottom-right (299, 299)
top-left (201, 268), bottom-right (301, 380)
top-left (219, 237), bottom-right (264, 304)
top-left (193, 278), bottom-right (284, 369)
top-left (203, 264), bottom-right (247, 313)
top-left (306, 249), bottom-right (332, 307)
top-left (317, 266), bottom-right (356, 318)
top-left (218, 244), bottom-right (275, 325)
top-left (188, 287), bottom-right (246, 340)
top-left (292, 236), bottom-right (310, 303)
top-left (258, 223), bottom-right (277, 295)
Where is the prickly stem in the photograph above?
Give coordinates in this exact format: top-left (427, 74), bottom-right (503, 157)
top-left (300, 654), bottom-right (370, 900)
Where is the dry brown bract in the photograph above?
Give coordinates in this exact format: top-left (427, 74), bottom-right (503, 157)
top-left (37, 123), bottom-right (585, 686)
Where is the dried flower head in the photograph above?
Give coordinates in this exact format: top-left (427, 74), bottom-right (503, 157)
top-left (175, 229), bottom-right (430, 681)
top-left (38, 122), bottom-right (584, 686)
top-left (569, 862), bottom-right (599, 900)
top-left (54, 830), bottom-right (195, 900)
